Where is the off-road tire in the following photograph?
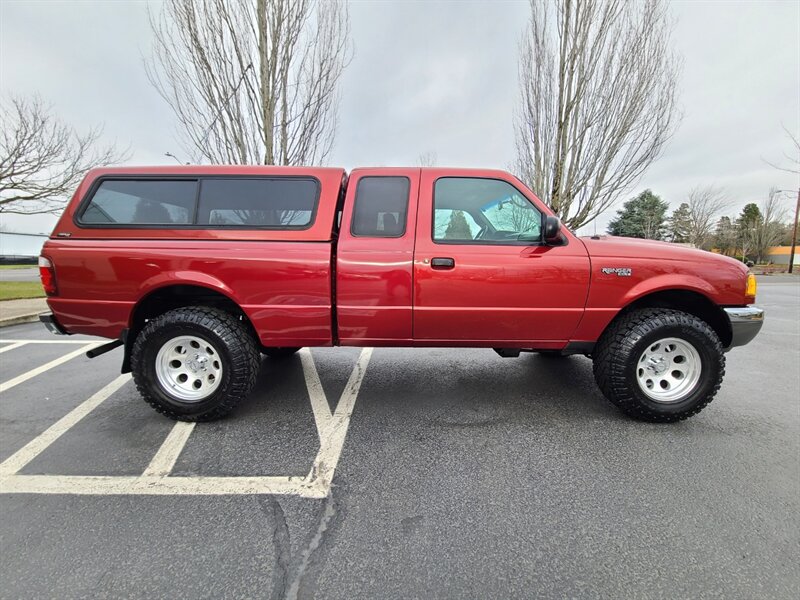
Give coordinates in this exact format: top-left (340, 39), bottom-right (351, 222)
top-left (593, 308), bottom-right (725, 423)
top-left (131, 306), bottom-right (260, 421)
top-left (262, 347), bottom-right (301, 358)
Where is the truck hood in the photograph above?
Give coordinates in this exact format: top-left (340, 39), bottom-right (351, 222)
top-left (579, 235), bottom-right (746, 269)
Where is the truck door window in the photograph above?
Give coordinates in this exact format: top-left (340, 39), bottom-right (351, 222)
top-left (351, 177), bottom-right (410, 238)
top-left (197, 178), bottom-right (318, 228)
top-left (80, 179), bottom-right (196, 225)
top-left (433, 177), bottom-right (542, 244)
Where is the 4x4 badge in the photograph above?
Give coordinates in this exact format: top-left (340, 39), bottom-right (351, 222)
top-left (601, 267), bottom-right (632, 276)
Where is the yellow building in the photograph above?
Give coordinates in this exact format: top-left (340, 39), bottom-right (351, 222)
top-left (765, 246), bottom-right (800, 266)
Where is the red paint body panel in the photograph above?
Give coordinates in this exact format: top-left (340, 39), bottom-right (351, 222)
top-left (412, 169), bottom-right (590, 345)
top-left (335, 168), bottom-right (421, 344)
top-left (43, 239), bottom-right (334, 346)
top-left (570, 236), bottom-right (750, 342)
top-left (42, 166), bottom-right (752, 351)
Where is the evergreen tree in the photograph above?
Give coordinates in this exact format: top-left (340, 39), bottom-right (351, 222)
top-left (607, 190), bottom-right (669, 240)
top-left (668, 202), bottom-right (692, 243)
top-left (444, 210), bottom-right (473, 241)
top-left (713, 216), bottom-right (737, 256)
top-left (735, 203), bottom-right (762, 261)
top-left (736, 203), bottom-right (762, 229)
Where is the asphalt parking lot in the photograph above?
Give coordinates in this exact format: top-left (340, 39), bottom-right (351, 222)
top-left (0, 267), bottom-right (38, 282)
top-left (0, 279), bottom-right (798, 599)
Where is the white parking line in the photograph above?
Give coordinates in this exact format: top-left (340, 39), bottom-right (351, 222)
top-left (142, 421), bottom-right (196, 477)
top-left (0, 342), bottom-right (103, 394)
top-left (309, 348), bottom-right (373, 492)
top-left (0, 348), bottom-right (373, 497)
top-left (299, 347), bottom-right (333, 435)
top-left (0, 342), bottom-right (28, 354)
top-left (0, 474), bottom-right (324, 497)
top-left (0, 374), bottom-right (131, 476)
top-left (0, 339), bottom-right (102, 344)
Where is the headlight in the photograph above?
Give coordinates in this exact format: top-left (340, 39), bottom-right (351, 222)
top-left (745, 273), bottom-right (757, 302)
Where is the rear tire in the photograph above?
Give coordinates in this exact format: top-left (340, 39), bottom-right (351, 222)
top-left (592, 308), bottom-right (725, 423)
top-left (131, 307), bottom-right (260, 421)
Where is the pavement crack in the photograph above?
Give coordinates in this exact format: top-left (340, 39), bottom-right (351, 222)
top-left (286, 493), bottom-right (340, 600)
top-left (258, 496), bottom-right (292, 600)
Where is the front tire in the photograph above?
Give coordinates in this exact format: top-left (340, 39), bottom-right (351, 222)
top-left (592, 308), bottom-right (725, 423)
top-left (131, 307), bottom-right (260, 421)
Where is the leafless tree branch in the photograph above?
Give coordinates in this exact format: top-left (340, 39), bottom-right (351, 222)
top-left (513, 0), bottom-right (682, 230)
top-left (0, 95), bottom-right (129, 216)
top-left (740, 188), bottom-right (789, 263)
top-left (416, 151), bottom-right (438, 167)
top-left (763, 124), bottom-right (800, 175)
top-left (685, 185), bottom-right (729, 249)
top-left (145, 0), bottom-right (352, 166)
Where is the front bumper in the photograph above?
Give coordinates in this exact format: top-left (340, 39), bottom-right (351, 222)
top-left (39, 312), bottom-right (68, 335)
top-left (724, 306), bottom-right (764, 349)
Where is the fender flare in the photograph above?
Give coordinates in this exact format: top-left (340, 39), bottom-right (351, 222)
top-left (135, 271), bottom-right (241, 305)
top-left (120, 273), bottom-right (248, 374)
top-left (619, 274), bottom-right (720, 308)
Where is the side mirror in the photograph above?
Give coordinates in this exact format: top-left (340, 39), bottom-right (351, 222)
top-left (544, 215), bottom-right (562, 245)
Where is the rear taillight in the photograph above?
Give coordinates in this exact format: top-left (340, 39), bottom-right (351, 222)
top-left (38, 256), bottom-right (57, 296)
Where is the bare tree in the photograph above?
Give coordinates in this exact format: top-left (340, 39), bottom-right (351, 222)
top-left (764, 124), bottom-right (800, 175)
top-left (416, 151), bottom-right (438, 167)
top-left (685, 185), bottom-right (728, 249)
top-left (0, 95), bottom-right (128, 216)
top-left (514, 0), bottom-right (682, 230)
top-left (146, 0), bottom-right (351, 166)
top-left (740, 189), bottom-right (788, 263)
top-left (764, 125), bottom-right (799, 272)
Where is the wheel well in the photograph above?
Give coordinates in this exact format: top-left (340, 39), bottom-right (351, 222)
top-left (619, 289), bottom-right (732, 347)
top-left (128, 284), bottom-right (259, 347)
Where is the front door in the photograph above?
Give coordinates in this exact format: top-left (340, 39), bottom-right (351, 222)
top-left (412, 171), bottom-right (590, 345)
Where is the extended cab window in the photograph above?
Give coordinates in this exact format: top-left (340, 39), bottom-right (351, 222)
top-left (197, 178), bottom-right (318, 228)
top-left (80, 180), bottom-right (196, 225)
top-left (351, 177), bottom-right (410, 237)
top-left (433, 178), bottom-right (542, 244)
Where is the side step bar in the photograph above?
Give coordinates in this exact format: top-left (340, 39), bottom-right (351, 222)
top-left (86, 339), bottom-right (124, 359)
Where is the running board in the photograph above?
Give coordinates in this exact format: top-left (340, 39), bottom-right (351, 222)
top-left (86, 339), bottom-right (124, 359)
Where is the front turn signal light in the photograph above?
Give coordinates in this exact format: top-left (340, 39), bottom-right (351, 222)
top-left (745, 273), bottom-right (757, 303)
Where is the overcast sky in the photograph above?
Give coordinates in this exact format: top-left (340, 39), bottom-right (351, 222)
top-left (1, 0), bottom-right (798, 236)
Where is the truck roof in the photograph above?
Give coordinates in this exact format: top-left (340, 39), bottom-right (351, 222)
top-left (86, 165), bottom-right (516, 177)
top-left (84, 165), bottom-right (346, 178)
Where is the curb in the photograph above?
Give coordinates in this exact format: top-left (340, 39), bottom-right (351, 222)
top-left (0, 313), bottom-right (41, 329)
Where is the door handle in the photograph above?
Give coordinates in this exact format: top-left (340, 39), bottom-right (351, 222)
top-left (431, 257), bottom-right (455, 269)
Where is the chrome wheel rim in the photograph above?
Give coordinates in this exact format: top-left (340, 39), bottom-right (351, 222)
top-left (636, 337), bottom-right (701, 403)
top-left (155, 335), bottom-right (222, 403)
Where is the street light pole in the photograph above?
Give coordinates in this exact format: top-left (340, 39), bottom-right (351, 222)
top-left (789, 188), bottom-right (799, 274)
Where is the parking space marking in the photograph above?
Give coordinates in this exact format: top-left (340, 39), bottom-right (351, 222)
top-left (0, 342), bottom-right (28, 354)
top-left (299, 347), bottom-right (333, 435)
top-left (0, 339), bottom-right (100, 345)
top-left (0, 348), bottom-right (373, 497)
top-left (310, 347), bottom-right (373, 491)
top-left (0, 374), bottom-right (132, 476)
top-left (0, 474), bottom-right (321, 497)
top-left (0, 342), bottom-right (103, 393)
top-left (142, 422), bottom-right (196, 477)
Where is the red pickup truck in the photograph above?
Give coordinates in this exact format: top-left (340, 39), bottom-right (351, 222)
top-left (38, 166), bottom-right (763, 423)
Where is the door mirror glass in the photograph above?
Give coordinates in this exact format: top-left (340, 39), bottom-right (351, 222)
top-left (544, 215), bottom-right (562, 244)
